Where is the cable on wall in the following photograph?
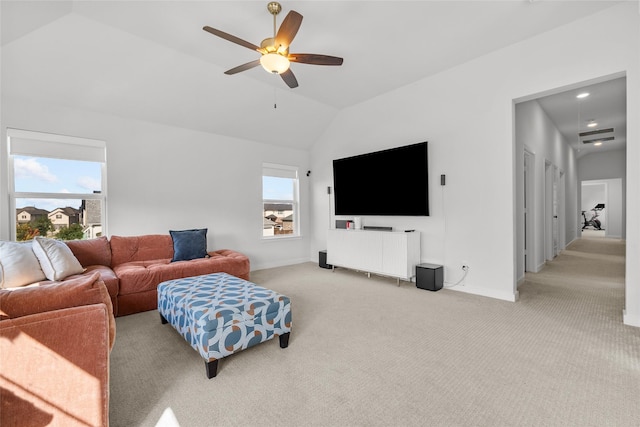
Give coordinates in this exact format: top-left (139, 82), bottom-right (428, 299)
top-left (444, 266), bottom-right (469, 288)
top-left (327, 186), bottom-right (332, 230)
top-left (441, 180), bottom-right (447, 270)
top-left (440, 173), bottom-right (469, 288)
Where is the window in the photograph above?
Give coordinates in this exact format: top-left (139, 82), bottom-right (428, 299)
top-left (262, 163), bottom-right (299, 238)
top-left (8, 129), bottom-right (107, 241)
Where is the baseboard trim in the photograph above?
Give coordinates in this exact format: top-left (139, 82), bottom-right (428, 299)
top-left (251, 258), bottom-right (311, 272)
top-left (623, 310), bottom-right (640, 328)
top-left (566, 236), bottom-right (578, 246)
top-left (449, 285), bottom-right (518, 302)
top-left (534, 261), bottom-right (546, 273)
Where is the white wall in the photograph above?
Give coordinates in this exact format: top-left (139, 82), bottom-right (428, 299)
top-left (1, 3), bottom-right (638, 326)
top-left (0, 98), bottom-right (311, 271)
top-left (515, 99), bottom-right (578, 280)
top-left (310, 2), bottom-right (639, 324)
top-left (578, 149), bottom-right (626, 238)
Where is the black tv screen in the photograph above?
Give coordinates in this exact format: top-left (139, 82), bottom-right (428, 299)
top-left (332, 141), bottom-right (429, 216)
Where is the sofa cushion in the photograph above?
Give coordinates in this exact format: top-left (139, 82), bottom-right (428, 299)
top-left (65, 236), bottom-right (112, 268)
top-left (115, 249), bottom-right (250, 296)
top-left (0, 241), bottom-right (46, 288)
top-left (170, 228), bottom-right (208, 262)
top-left (115, 249), bottom-right (250, 316)
top-left (32, 237), bottom-right (84, 281)
top-left (110, 235), bottom-right (174, 267)
top-left (0, 272), bottom-right (115, 349)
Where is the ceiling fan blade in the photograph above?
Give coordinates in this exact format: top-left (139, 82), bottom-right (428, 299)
top-left (203, 26), bottom-right (260, 51)
top-left (224, 59), bottom-right (261, 75)
top-left (275, 10), bottom-right (303, 49)
top-left (289, 53), bottom-right (343, 66)
top-left (280, 69), bottom-right (299, 88)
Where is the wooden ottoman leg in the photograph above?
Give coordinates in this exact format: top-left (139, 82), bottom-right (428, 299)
top-left (160, 313), bottom-right (168, 324)
top-left (205, 360), bottom-right (219, 379)
top-left (279, 332), bottom-right (290, 349)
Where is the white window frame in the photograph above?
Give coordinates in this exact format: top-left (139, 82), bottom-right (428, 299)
top-left (7, 128), bottom-right (108, 241)
top-left (262, 162), bottom-right (299, 239)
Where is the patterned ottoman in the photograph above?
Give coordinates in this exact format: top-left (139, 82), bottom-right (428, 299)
top-left (157, 272), bottom-right (291, 378)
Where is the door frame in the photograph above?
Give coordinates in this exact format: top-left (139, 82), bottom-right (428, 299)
top-left (524, 149), bottom-right (535, 273)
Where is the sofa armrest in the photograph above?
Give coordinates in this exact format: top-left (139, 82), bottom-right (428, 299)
top-left (207, 249), bottom-right (250, 280)
top-left (0, 304), bottom-right (110, 427)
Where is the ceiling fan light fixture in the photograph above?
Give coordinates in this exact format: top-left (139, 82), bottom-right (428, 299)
top-left (203, 3), bottom-right (342, 88)
top-left (260, 52), bottom-right (290, 74)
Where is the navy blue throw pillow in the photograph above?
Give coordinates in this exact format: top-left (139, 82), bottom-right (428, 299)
top-left (170, 228), bottom-right (208, 262)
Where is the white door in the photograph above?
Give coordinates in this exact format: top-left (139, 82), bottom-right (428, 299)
top-left (552, 165), bottom-right (559, 257)
top-left (558, 170), bottom-right (566, 253)
top-left (544, 161), bottom-right (553, 261)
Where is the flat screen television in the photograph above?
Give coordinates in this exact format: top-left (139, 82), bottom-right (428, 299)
top-left (332, 141), bottom-right (429, 216)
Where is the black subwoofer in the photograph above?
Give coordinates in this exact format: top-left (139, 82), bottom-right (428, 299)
top-left (416, 263), bottom-right (443, 291)
top-left (319, 250), bottom-right (332, 269)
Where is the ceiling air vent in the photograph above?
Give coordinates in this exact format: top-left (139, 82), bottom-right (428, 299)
top-left (583, 136), bottom-right (615, 144)
top-left (579, 128), bottom-right (614, 138)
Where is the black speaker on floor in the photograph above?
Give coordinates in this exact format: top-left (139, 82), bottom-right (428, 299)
top-left (416, 263), bottom-right (443, 291)
top-left (319, 250), bottom-right (332, 269)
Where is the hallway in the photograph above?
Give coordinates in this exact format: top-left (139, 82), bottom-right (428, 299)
top-left (521, 234), bottom-right (625, 323)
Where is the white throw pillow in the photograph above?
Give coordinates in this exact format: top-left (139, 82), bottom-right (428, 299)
top-left (0, 240), bottom-right (47, 288)
top-left (32, 236), bottom-right (84, 281)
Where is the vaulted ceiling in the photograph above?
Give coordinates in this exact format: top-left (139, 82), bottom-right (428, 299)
top-left (1, 1), bottom-right (625, 151)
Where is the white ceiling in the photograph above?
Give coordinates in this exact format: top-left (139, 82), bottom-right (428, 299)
top-left (535, 76), bottom-right (627, 158)
top-left (0, 1), bottom-right (626, 151)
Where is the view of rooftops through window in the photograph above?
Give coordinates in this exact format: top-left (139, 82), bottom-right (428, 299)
top-left (14, 156), bottom-right (104, 241)
top-left (262, 175), bottom-right (296, 237)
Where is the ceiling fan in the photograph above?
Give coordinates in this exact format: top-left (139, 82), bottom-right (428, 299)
top-left (203, 1), bottom-right (343, 89)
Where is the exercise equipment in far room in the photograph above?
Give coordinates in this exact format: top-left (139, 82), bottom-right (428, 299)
top-left (581, 203), bottom-right (605, 230)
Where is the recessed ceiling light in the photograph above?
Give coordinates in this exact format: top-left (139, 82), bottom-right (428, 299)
top-left (594, 141), bottom-right (603, 146)
top-left (587, 120), bottom-right (598, 128)
top-left (576, 92), bottom-right (590, 99)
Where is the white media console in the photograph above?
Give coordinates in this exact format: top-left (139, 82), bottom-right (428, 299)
top-left (327, 229), bottom-right (421, 282)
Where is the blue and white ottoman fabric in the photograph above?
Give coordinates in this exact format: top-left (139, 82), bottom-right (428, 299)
top-left (157, 272), bottom-right (292, 378)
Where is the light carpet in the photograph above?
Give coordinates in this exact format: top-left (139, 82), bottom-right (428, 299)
top-left (110, 236), bottom-right (639, 426)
